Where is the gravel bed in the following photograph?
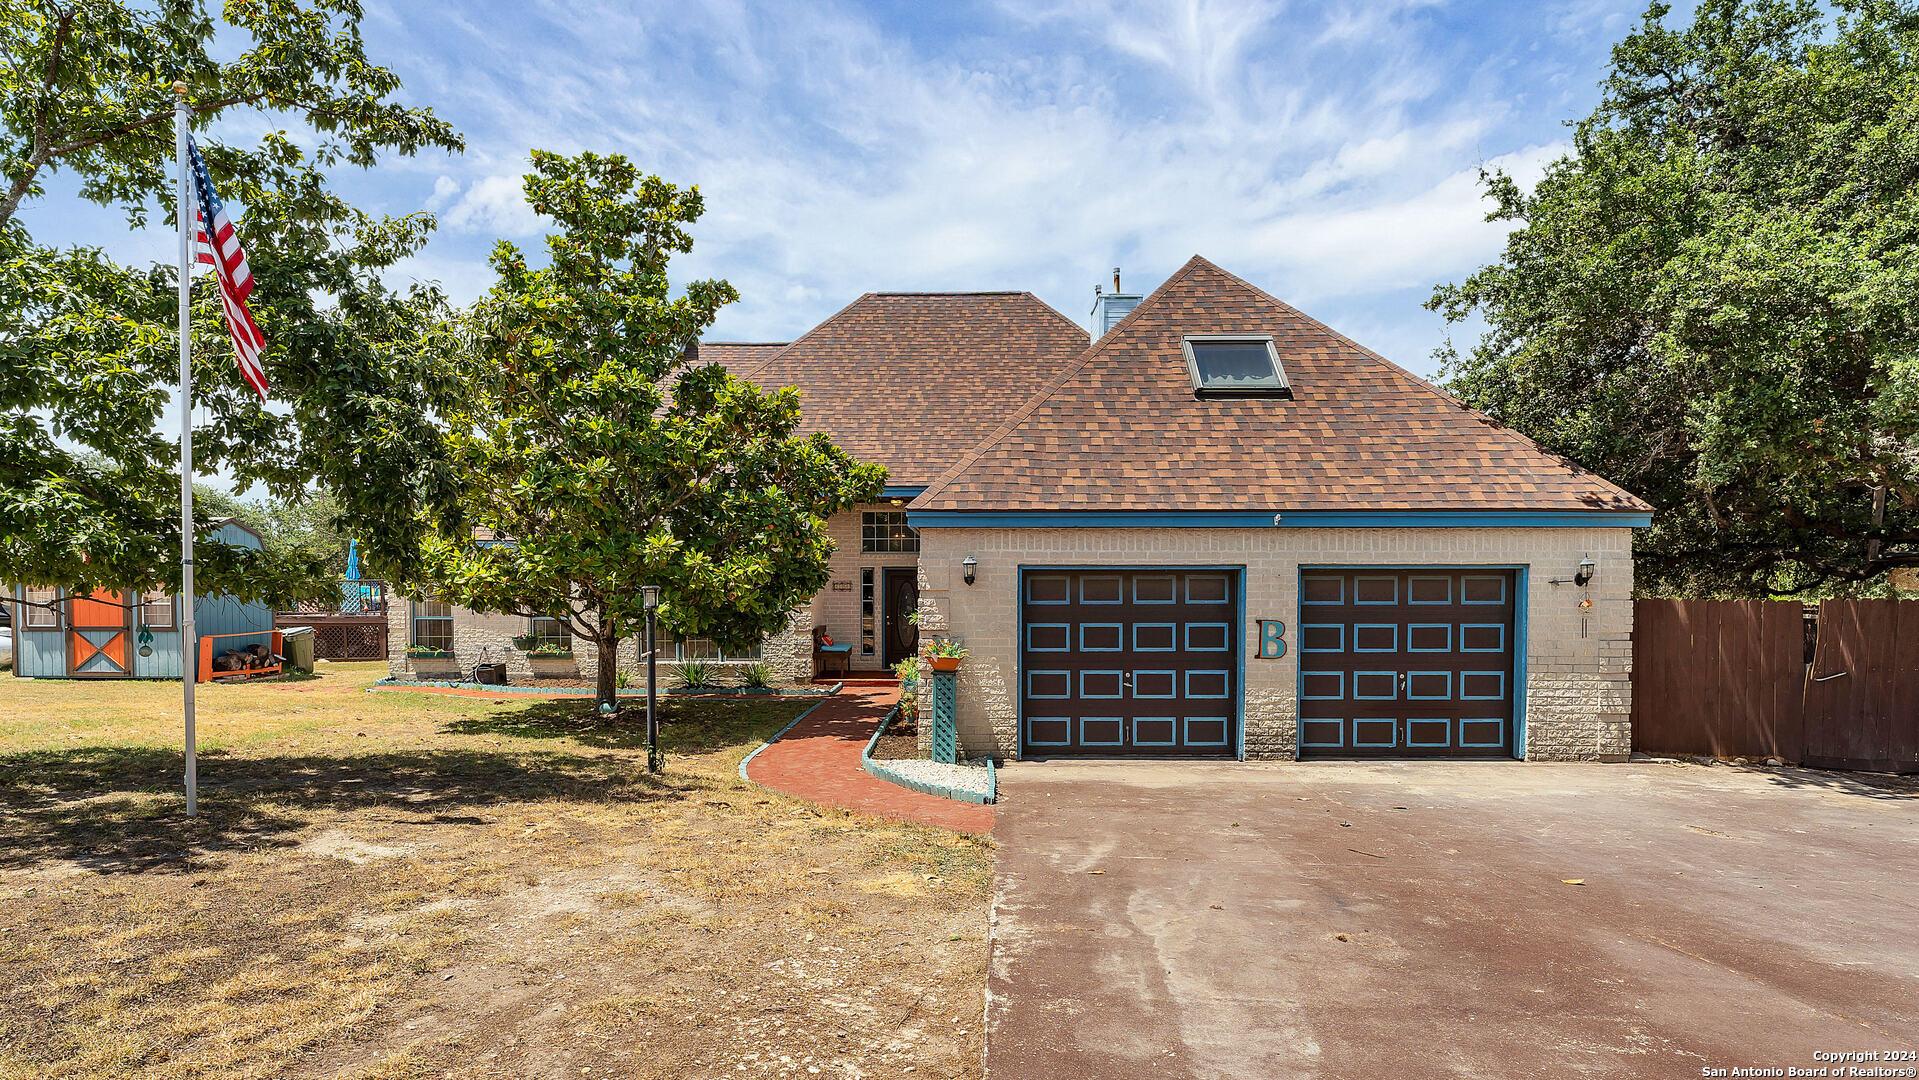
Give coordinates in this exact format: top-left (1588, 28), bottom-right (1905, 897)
top-left (872, 756), bottom-right (993, 800)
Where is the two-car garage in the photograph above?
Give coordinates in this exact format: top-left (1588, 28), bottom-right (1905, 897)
top-left (1016, 566), bottom-right (1519, 760)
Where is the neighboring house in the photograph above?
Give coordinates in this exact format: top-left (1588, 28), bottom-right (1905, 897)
top-left (9, 519), bottom-right (276, 679)
top-left (397, 257), bottom-right (1651, 763)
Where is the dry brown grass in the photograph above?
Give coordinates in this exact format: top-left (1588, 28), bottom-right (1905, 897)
top-left (0, 663), bottom-right (991, 1079)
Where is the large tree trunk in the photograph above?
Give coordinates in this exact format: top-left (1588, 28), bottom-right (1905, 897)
top-left (595, 630), bottom-right (619, 711)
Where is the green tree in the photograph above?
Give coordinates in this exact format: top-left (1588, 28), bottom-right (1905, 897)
top-left (1429, 0), bottom-right (1919, 595)
top-left (1, 0), bottom-right (464, 611)
top-left (416, 151), bottom-right (885, 708)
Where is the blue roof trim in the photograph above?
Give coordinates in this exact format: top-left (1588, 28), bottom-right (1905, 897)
top-left (907, 510), bottom-right (1653, 529)
top-left (881, 485), bottom-right (927, 498)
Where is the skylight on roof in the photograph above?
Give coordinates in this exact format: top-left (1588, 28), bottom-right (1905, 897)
top-left (1181, 335), bottom-right (1291, 397)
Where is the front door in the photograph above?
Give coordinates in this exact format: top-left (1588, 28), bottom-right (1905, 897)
top-left (68, 590), bottom-right (132, 677)
top-left (881, 568), bottom-right (919, 667)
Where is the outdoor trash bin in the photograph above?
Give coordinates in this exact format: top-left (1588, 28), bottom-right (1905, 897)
top-left (279, 626), bottom-right (316, 673)
top-left (474, 662), bottom-right (508, 685)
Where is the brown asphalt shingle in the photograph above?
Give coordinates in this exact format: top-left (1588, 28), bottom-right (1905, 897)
top-left (912, 256), bottom-right (1648, 514)
top-left (722, 292), bottom-right (1088, 488)
top-left (689, 341), bottom-right (789, 374)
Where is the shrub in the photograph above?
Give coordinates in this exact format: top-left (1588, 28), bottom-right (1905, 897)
top-left (742, 662), bottom-right (773, 688)
top-left (677, 659), bottom-right (712, 689)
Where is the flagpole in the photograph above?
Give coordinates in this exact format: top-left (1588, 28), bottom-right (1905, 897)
top-left (174, 81), bottom-right (197, 818)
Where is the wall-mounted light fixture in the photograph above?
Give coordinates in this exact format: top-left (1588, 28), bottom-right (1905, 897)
top-left (1574, 556), bottom-right (1596, 587)
top-left (962, 556), bottom-right (977, 586)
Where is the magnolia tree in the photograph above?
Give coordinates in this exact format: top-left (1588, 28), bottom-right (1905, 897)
top-left (417, 151), bottom-right (885, 708)
top-left (0, 0), bottom-right (464, 612)
top-left (1430, 0), bottom-right (1919, 595)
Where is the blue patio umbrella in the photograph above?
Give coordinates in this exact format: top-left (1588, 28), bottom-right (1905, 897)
top-left (345, 539), bottom-right (361, 581)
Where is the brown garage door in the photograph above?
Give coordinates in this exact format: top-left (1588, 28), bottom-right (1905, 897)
top-left (1020, 569), bottom-right (1239, 758)
top-left (1298, 569), bottom-right (1517, 758)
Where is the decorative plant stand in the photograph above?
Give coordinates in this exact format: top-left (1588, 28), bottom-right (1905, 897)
top-left (928, 669), bottom-right (959, 764)
top-left (409, 652), bottom-right (458, 679)
top-left (528, 654), bottom-right (578, 678)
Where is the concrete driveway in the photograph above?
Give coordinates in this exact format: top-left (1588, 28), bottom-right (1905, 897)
top-left (987, 760), bottom-right (1919, 1079)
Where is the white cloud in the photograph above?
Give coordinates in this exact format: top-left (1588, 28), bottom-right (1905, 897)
top-left (442, 167), bottom-right (544, 238)
top-left (353, 0), bottom-right (1615, 371)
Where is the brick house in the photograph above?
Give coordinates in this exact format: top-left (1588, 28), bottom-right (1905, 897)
top-left (392, 256), bottom-right (1650, 762)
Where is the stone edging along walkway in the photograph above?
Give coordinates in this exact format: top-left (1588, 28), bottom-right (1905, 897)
top-left (740, 685), bottom-right (993, 834)
top-left (860, 706), bottom-right (996, 805)
top-left (368, 676), bottom-right (842, 699)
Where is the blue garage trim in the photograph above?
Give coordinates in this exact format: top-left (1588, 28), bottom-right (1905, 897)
top-left (881, 485), bottom-right (926, 499)
top-left (1515, 565), bottom-right (1530, 759)
top-left (912, 510), bottom-right (1651, 529)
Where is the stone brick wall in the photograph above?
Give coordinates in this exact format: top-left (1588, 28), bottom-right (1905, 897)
top-left (379, 506), bottom-right (909, 687)
top-left (810, 503), bottom-right (919, 670)
top-left (912, 526), bottom-right (1636, 763)
top-left (385, 602), bottom-right (814, 687)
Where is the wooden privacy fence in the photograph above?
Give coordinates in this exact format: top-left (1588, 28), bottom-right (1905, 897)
top-left (1632, 599), bottom-right (1919, 773)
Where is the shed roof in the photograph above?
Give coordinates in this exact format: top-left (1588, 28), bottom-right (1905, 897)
top-left (913, 256), bottom-right (1648, 514)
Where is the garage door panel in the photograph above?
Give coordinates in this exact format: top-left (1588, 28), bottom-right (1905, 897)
top-left (1299, 568), bottom-right (1516, 759)
top-left (1020, 569), bottom-right (1240, 758)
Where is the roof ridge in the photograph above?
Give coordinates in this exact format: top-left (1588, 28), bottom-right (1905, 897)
top-left (1016, 290), bottom-right (1095, 342)
top-left (1192, 259), bottom-right (1645, 506)
top-left (913, 256), bottom-right (1215, 508)
top-left (727, 294), bottom-right (875, 383)
top-left (866, 290), bottom-right (1033, 296)
top-left (701, 340), bottom-right (789, 346)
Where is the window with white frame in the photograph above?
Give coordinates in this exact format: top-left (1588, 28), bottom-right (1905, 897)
top-left (412, 598), bottom-right (453, 650)
top-left (526, 615), bottom-right (570, 650)
top-left (860, 510), bottom-right (918, 553)
top-left (23, 585), bottom-right (58, 627)
top-left (674, 636), bottom-right (763, 662)
top-left (140, 592), bottom-right (174, 628)
top-left (859, 568), bottom-right (876, 656)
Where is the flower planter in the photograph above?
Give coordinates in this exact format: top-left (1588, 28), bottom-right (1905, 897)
top-left (926, 656), bottom-right (963, 674)
top-left (528, 655), bottom-right (579, 678)
top-left (409, 654), bottom-right (458, 678)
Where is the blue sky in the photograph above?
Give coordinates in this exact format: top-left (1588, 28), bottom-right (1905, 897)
top-left (41, 0), bottom-right (1658, 380)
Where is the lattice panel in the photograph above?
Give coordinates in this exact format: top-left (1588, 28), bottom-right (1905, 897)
top-left (929, 670), bottom-right (959, 764)
top-left (312, 623), bottom-right (388, 660)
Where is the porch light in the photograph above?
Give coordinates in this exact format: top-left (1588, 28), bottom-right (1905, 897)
top-left (641, 585), bottom-right (660, 610)
top-left (962, 556), bottom-right (977, 586)
top-left (1574, 557), bottom-right (1596, 587)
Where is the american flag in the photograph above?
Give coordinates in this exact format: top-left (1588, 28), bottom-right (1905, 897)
top-left (186, 135), bottom-right (268, 401)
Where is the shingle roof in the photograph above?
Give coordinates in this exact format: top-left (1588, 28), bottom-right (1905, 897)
top-left (722, 292), bottom-right (1088, 487)
top-left (913, 256), bottom-right (1649, 514)
top-left (691, 341), bottom-right (789, 374)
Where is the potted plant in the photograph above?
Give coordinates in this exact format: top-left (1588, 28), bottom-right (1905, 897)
top-left (511, 632), bottom-right (539, 651)
top-left (923, 638), bottom-right (967, 673)
top-left (527, 642), bottom-right (577, 678)
top-left (406, 643), bottom-right (458, 678)
top-left (893, 656), bottom-right (920, 723)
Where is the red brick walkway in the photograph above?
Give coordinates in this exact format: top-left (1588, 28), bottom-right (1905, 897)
top-left (746, 685), bottom-right (994, 834)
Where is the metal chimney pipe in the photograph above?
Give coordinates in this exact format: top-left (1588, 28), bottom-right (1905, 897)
top-left (1112, 267), bottom-right (1121, 292)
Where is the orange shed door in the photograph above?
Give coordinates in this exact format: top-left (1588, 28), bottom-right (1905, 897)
top-left (68, 590), bottom-right (131, 677)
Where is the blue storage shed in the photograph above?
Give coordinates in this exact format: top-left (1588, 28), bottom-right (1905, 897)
top-left (8, 518), bottom-right (276, 680)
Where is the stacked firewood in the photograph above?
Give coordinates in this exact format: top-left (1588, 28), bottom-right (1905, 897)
top-left (209, 642), bottom-right (278, 673)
